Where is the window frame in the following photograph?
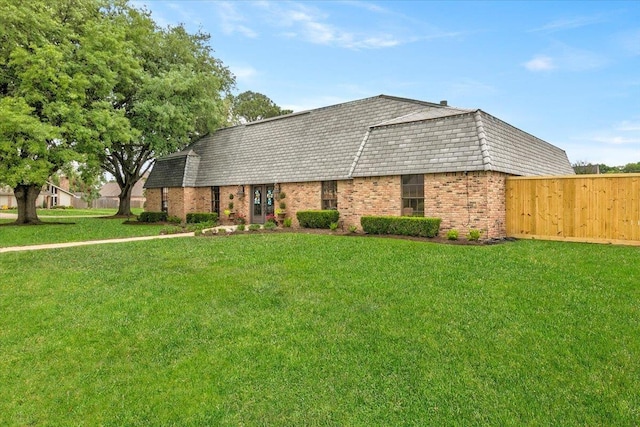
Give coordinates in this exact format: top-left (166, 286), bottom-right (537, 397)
top-left (401, 174), bottom-right (424, 217)
top-left (321, 180), bottom-right (338, 210)
top-left (161, 187), bottom-right (168, 213)
top-left (211, 186), bottom-right (220, 215)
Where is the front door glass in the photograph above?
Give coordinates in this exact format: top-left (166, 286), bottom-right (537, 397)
top-left (251, 184), bottom-right (275, 224)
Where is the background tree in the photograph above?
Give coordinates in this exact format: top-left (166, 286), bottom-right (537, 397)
top-left (0, 0), bottom-right (138, 224)
top-left (230, 91), bottom-right (293, 124)
top-left (60, 166), bottom-right (105, 207)
top-left (572, 161), bottom-right (601, 174)
top-left (597, 163), bottom-right (621, 174)
top-left (97, 8), bottom-right (235, 216)
top-left (621, 161), bottom-right (640, 173)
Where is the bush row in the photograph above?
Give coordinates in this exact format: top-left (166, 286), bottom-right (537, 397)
top-left (138, 211), bottom-right (167, 223)
top-left (360, 216), bottom-right (441, 238)
top-left (296, 210), bottom-right (340, 229)
top-left (186, 212), bottom-right (218, 224)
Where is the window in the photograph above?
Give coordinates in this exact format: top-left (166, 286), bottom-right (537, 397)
top-left (401, 175), bottom-right (424, 216)
top-left (161, 187), bottom-right (168, 213)
top-left (211, 186), bottom-right (220, 215)
top-left (322, 181), bottom-right (337, 210)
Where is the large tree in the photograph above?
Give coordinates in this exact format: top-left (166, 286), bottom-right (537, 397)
top-left (0, 1), bottom-right (235, 222)
top-left (99, 9), bottom-right (235, 216)
top-left (230, 91), bottom-right (293, 124)
top-left (0, 0), bottom-right (138, 224)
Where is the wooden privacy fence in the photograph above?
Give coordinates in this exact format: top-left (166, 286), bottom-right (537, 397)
top-left (506, 174), bottom-right (640, 245)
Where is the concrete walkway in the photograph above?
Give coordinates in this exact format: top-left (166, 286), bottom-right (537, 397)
top-left (0, 232), bottom-right (195, 253)
top-left (0, 223), bottom-right (240, 253)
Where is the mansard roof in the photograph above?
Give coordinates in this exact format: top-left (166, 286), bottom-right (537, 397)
top-left (145, 95), bottom-right (574, 188)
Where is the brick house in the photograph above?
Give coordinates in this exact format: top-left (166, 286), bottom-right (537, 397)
top-left (144, 95), bottom-right (574, 239)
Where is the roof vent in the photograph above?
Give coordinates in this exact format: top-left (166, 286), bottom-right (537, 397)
top-left (440, 100), bottom-right (448, 106)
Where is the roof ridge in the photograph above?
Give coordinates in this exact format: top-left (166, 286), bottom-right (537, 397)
top-left (377, 94), bottom-right (446, 108)
top-left (233, 95), bottom-right (445, 128)
top-left (371, 109), bottom-right (426, 128)
top-left (473, 110), bottom-right (492, 171)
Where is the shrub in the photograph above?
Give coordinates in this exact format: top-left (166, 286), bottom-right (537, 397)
top-left (229, 193), bottom-right (234, 200)
top-left (348, 225), bottom-right (358, 233)
top-left (248, 224), bottom-right (261, 231)
top-left (279, 191), bottom-right (286, 200)
top-left (283, 218), bottom-right (292, 228)
top-left (279, 201), bottom-right (286, 210)
top-left (296, 210), bottom-right (340, 229)
top-left (228, 202), bottom-right (234, 210)
top-left (235, 214), bottom-right (246, 225)
top-left (360, 216), bottom-right (441, 238)
top-left (360, 216), bottom-right (394, 234)
top-left (447, 229), bottom-right (459, 240)
top-left (138, 211), bottom-right (168, 223)
top-left (263, 221), bottom-right (277, 230)
top-left (186, 212), bottom-right (219, 224)
top-left (236, 224), bottom-right (245, 231)
top-left (468, 229), bottom-right (482, 241)
top-left (266, 214), bottom-right (276, 224)
top-left (167, 215), bottom-right (182, 225)
top-left (329, 222), bottom-right (339, 231)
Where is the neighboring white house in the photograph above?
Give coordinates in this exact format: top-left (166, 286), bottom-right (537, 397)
top-left (0, 182), bottom-right (79, 209)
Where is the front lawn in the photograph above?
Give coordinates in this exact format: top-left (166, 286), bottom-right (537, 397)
top-left (1, 235), bottom-right (638, 425)
top-left (0, 217), bottom-right (166, 248)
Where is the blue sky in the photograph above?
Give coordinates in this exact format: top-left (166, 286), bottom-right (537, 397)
top-left (136, 1), bottom-right (640, 166)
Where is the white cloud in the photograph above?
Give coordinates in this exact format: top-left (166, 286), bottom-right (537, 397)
top-left (524, 55), bottom-right (555, 71)
top-left (564, 142), bottom-right (640, 166)
top-left (591, 135), bottom-right (640, 145)
top-left (257, 2), bottom-right (406, 49)
top-left (565, 116), bottom-right (640, 165)
top-left (217, 2), bottom-right (258, 38)
top-left (530, 15), bottom-right (605, 33)
top-left (616, 120), bottom-right (640, 132)
top-left (230, 65), bottom-right (258, 83)
top-left (524, 44), bottom-right (606, 72)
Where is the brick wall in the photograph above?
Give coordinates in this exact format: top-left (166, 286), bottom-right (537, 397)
top-left (486, 172), bottom-right (507, 238)
top-left (339, 176), bottom-right (400, 229)
top-left (142, 172), bottom-right (508, 238)
top-left (278, 182), bottom-right (321, 227)
top-left (424, 171), bottom-right (506, 239)
top-left (219, 186), bottom-right (249, 225)
top-left (145, 188), bottom-right (161, 212)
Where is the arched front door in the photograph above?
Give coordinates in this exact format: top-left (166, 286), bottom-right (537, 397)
top-left (251, 184), bottom-right (275, 224)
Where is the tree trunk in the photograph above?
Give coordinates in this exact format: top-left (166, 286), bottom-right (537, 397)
top-left (115, 180), bottom-right (135, 216)
top-left (14, 184), bottom-right (42, 224)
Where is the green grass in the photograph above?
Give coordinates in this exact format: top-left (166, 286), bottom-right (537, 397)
top-left (1, 234), bottom-right (639, 425)
top-left (2, 207), bottom-right (144, 217)
top-left (0, 217), bottom-right (166, 247)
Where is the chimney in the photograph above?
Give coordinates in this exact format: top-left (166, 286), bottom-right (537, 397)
top-left (439, 100), bottom-right (448, 106)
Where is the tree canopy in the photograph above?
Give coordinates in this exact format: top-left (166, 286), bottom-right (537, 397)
top-left (573, 161), bottom-right (640, 174)
top-left (97, 8), bottom-right (235, 216)
top-left (230, 91), bottom-right (293, 124)
top-left (0, 0), bottom-right (236, 221)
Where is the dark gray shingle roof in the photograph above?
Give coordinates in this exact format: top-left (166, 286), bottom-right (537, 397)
top-left (145, 95), bottom-right (573, 188)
